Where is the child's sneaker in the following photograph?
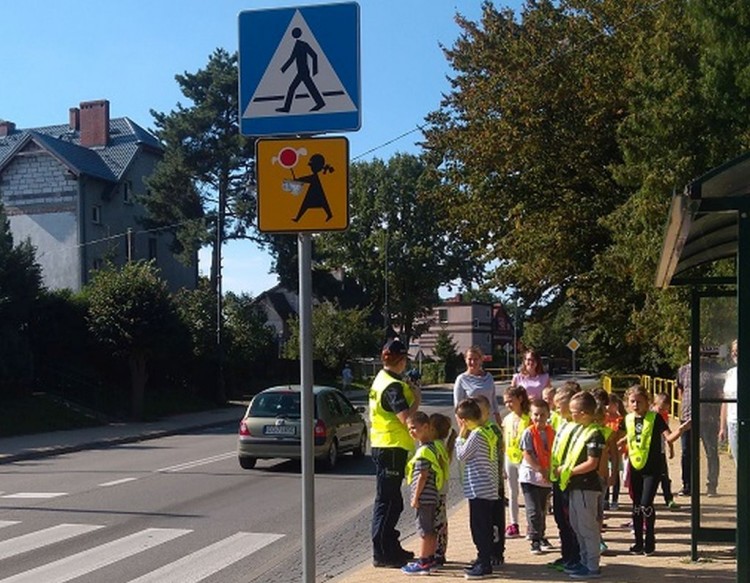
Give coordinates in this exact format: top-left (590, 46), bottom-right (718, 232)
top-left (505, 523), bottom-right (520, 538)
top-left (540, 538), bottom-right (555, 551)
top-left (401, 559), bottom-right (435, 575)
top-left (569, 565), bottom-right (602, 579)
top-left (610, 501), bottom-right (619, 510)
top-left (563, 562), bottom-right (584, 574)
top-left (667, 500), bottom-right (680, 510)
top-left (530, 540), bottom-right (542, 555)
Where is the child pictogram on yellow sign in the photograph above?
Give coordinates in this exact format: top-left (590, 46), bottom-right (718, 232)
top-left (256, 137), bottom-right (349, 233)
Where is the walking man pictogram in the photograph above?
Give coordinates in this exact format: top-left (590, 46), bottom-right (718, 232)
top-left (276, 27), bottom-right (326, 113)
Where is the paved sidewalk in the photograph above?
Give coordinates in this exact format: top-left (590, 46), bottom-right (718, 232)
top-left (0, 404), bottom-right (245, 464)
top-left (330, 500), bottom-right (736, 582)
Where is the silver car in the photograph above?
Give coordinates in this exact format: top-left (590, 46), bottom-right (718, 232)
top-left (237, 385), bottom-right (367, 470)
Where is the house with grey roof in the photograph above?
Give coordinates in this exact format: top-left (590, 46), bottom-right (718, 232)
top-left (0, 99), bottom-right (196, 292)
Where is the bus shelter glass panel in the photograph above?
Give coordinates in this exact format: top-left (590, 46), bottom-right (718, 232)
top-left (697, 294), bottom-right (737, 534)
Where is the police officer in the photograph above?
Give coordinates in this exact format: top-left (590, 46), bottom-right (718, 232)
top-left (369, 338), bottom-right (421, 567)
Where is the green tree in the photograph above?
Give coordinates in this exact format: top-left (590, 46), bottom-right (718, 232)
top-left (316, 153), bottom-right (482, 346)
top-left (145, 48), bottom-right (256, 282)
top-left (283, 301), bottom-right (380, 371)
top-left (223, 291), bottom-right (278, 390)
top-left (85, 261), bottom-right (184, 419)
top-left (423, 0), bottom-right (631, 312)
top-left (0, 203), bottom-right (42, 391)
top-left (432, 329), bottom-right (461, 382)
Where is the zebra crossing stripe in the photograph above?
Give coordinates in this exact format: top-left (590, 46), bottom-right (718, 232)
top-left (0, 527), bottom-right (191, 583)
top-left (0, 521), bottom-right (20, 529)
top-left (0, 523), bottom-right (103, 561)
top-left (1, 493), bottom-right (66, 499)
top-left (127, 531), bottom-right (285, 583)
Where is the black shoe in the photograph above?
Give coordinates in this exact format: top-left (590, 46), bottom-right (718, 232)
top-left (373, 556), bottom-right (407, 568)
top-left (629, 544), bottom-right (644, 554)
top-left (395, 548), bottom-right (415, 561)
top-left (464, 561), bottom-right (492, 579)
top-left (490, 554), bottom-right (504, 566)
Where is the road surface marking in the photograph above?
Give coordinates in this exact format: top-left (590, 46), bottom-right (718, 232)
top-left (127, 531), bottom-right (285, 583)
top-left (0, 523), bottom-right (104, 560)
top-left (0, 527), bottom-right (191, 583)
top-left (1, 492), bottom-right (66, 499)
top-left (0, 521), bottom-right (20, 529)
top-left (156, 451), bottom-right (235, 473)
top-left (99, 477), bottom-right (138, 487)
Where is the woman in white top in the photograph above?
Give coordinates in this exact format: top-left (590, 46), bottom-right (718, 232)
top-left (453, 346), bottom-right (499, 423)
top-left (719, 339), bottom-right (739, 466)
top-left (511, 349), bottom-right (552, 400)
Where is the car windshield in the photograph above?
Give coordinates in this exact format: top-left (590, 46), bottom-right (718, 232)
top-left (248, 391), bottom-right (316, 419)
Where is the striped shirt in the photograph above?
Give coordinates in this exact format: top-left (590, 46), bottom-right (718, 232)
top-left (408, 444), bottom-right (440, 505)
top-left (455, 428), bottom-right (500, 500)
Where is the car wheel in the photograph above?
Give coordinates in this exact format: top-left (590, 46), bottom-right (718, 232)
top-left (239, 456), bottom-right (257, 470)
top-left (321, 438), bottom-right (338, 470)
top-left (353, 431), bottom-right (367, 457)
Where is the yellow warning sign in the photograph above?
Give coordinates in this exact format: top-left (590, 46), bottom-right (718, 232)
top-left (256, 137), bottom-right (349, 233)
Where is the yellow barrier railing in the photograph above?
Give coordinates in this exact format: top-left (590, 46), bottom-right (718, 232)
top-left (486, 367), bottom-right (515, 382)
top-left (602, 374), bottom-right (680, 419)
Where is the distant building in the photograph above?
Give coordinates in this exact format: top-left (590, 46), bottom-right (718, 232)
top-left (0, 99), bottom-right (197, 292)
top-left (416, 295), bottom-right (515, 360)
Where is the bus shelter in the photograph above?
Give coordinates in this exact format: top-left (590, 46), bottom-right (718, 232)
top-left (655, 151), bottom-right (750, 582)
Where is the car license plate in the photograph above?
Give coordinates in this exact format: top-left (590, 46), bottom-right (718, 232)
top-left (264, 425), bottom-right (296, 436)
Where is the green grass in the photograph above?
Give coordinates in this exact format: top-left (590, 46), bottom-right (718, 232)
top-left (0, 393), bottom-right (104, 438)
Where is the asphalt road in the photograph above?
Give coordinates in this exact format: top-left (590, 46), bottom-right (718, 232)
top-left (0, 387), bottom-right (462, 583)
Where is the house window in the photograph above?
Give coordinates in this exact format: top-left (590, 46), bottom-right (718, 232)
top-left (92, 205), bottom-right (101, 224)
top-left (123, 181), bottom-right (133, 204)
top-left (148, 237), bottom-right (158, 261)
top-left (437, 309), bottom-right (448, 324)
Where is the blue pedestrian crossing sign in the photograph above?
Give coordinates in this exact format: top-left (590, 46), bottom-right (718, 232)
top-left (239, 3), bottom-right (360, 136)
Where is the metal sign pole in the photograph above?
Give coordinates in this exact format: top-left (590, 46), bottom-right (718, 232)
top-left (299, 233), bottom-right (315, 583)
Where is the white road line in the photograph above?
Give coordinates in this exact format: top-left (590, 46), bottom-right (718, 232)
top-left (0, 523), bottom-right (104, 561)
top-left (1, 493), bottom-right (66, 499)
top-left (156, 451), bottom-right (235, 473)
top-left (0, 521), bottom-right (20, 529)
top-left (0, 527), bottom-right (191, 583)
top-left (99, 477), bottom-right (138, 487)
top-left (127, 531), bottom-right (285, 583)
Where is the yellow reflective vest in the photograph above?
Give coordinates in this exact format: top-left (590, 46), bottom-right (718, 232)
top-left (504, 412), bottom-right (530, 464)
top-left (558, 424), bottom-right (600, 491)
top-left (625, 411), bottom-right (656, 470)
top-left (368, 369), bottom-right (415, 450)
top-left (549, 420), bottom-right (580, 483)
top-left (406, 443), bottom-right (446, 492)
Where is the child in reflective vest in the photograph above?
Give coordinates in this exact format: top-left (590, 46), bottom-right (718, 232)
top-left (548, 383), bottom-right (582, 572)
top-left (520, 398), bottom-right (556, 555)
top-left (555, 391), bottom-right (605, 579)
top-left (619, 385), bottom-right (689, 555)
top-left (429, 412), bottom-right (457, 566)
top-left (474, 394), bottom-right (506, 566)
top-left (401, 411), bottom-right (443, 575)
top-left (455, 398), bottom-right (500, 579)
top-left (502, 385), bottom-right (531, 539)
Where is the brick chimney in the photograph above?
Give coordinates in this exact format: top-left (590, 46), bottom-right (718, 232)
top-left (0, 120), bottom-right (16, 137)
top-left (79, 100), bottom-right (109, 147)
top-left (69, 107), bottom-right (80, 131)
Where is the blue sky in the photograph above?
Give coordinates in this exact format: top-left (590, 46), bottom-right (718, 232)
top-left (2, 0), bottom-right (522, 296)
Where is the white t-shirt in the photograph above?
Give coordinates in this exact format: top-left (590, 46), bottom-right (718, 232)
top-left (724, 367), bottom-right (737, 423)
